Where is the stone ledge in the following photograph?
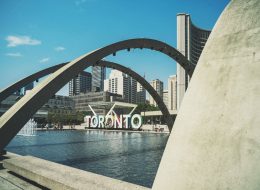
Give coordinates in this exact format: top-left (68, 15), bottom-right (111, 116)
top-left (0, 149), bottom-right (6, 156)
top-left (3, 155), bottom-right (150, 190)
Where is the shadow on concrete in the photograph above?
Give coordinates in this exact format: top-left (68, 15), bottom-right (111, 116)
top-left (8, 171), bottom-right (50, 190)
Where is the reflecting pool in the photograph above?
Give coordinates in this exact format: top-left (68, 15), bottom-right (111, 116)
top-left (7, 130), bottom-right (169, 188)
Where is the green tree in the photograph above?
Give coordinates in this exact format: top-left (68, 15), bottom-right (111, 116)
top-left (134, 103), bottom-right (159, 114)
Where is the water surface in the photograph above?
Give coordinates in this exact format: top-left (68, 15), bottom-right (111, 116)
top-left (7, 130), bottom-right (169, 188)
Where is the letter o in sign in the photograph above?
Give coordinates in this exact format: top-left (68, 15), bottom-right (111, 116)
top-left (91, 116), bottom-right (98, 128)
top-left (131, 114), bottom-right (142, 129)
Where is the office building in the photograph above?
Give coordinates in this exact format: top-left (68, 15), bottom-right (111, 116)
top-left (177, 13), bottom-right (211, 109)
top-left (130, 78), bottom-right (137, 104)
top-left (149, 79), bottom-right (163, 106)
top-left (168, 75), bottom-right (177, 110)
top-left (104, 70), bottom-right (137, 103)
top-left (69, 71), bottom-right (92, 96)
top-left (71, 91), bottom-right (122, 115)
top-left (92, 66), bottom-right (106, 92)
top-left (41, 95), bottom-right (75, 115)
top-left (163, 90), bottom-right (169, 109)
top-left (136, 82), bottom-right (146, 104)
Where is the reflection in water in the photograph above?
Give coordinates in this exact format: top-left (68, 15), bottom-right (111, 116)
top-left (7, 130), bottom-right (169, 187)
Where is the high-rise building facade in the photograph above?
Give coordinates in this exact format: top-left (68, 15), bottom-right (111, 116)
top-left (104, 69), bottom-right (137, 103)
top-left (149, 79), bottom-right (163, 107)
top-left (69, 71), bottom-right (92, 96)
top-left (136, 82), bottom-right (146, 104)
top-left (163, 90), bottom-right (169, 109)
top-left (177, 13), bottom-right (211, 109)
top-left (168, 75), bottom-right (177, 110)
top-left (92, 66), bottom-right (106, 92)
top-left (130, 78), bottom-right (137, 104)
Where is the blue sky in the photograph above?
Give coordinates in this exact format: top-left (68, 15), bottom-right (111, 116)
top-left (0, 0), bottom-right (229, 95)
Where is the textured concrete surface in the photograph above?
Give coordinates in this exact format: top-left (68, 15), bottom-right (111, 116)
top-left (3, 155), bottom-right (149, 190)
top-left (153, 0), bottom-right (260, 189)
top-left (0, 169), bottom-right (42, 190)
top-left (0, 153), bottom-right (41, 190)
top-left (0, 38), bottom-right (190, 151)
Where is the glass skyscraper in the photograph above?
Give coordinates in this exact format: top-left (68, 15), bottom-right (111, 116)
top-left (91, 66), bottom-right (106, 92)
top-left (69, 71), bottom-right (92, 96)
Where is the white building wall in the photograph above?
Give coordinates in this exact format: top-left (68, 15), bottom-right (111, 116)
top-left (104, 79), bottom-right (109, 92)
top-left (149, 79), bottom-right (163, 107)
top-left (168, 75), bottom-right (177, 110)
top-left (176, 13), bottom-right (211, 110)
top-left (163, 90), bottom-right (169, 109)
top-left (177, 14), bottom-right (189, 110)
top-left (105, 69), bottom-right (137, 103)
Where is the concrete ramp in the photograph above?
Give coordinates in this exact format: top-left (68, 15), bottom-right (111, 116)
top-left (153, 0), bottom-right (260, 189)
top-left (3, 156), bottom-right (149, 190)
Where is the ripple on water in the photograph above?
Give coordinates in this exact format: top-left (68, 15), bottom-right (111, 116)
top-left (7, 130), bottom-right (169, 188)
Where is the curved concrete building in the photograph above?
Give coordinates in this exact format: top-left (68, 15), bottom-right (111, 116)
top-left (177, 13), bottom-right (211, 109)
top-left (153, 0), bottom-right (260, 189)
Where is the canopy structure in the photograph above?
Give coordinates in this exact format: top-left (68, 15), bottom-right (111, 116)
top-left (88, 101), bottom-right (138, 117)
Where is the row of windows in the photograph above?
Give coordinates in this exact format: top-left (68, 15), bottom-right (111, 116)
top-left (74, 97), bottom-right (104, 104)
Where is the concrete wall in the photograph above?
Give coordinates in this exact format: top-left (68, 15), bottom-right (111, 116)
top-left (153, 0), bottom-right (260, 189)
top-left (3, 155), bottom-right (149, 190)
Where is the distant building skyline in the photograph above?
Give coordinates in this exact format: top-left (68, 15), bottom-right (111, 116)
top-left (47, 12), bottom-right (212, 107)
top-left (0, 1), bottom-right (229, 97)
top-left (51, 12), bottom-right (212, 108)
top-left (66, 66), bottom-right (177, 108)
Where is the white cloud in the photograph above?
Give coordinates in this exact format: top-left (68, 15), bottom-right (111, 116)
top-left (39, 57), bottom-right (50, 63)
top-left (55, 46), bottom-right (65, 51)
top-left (6, 35), bottom-right (41, 47)
top-left (6, 52), bottom-right (22, 57)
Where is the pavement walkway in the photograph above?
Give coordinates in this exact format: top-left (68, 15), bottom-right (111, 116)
top-left (0, 152), bottom-right (43, 190)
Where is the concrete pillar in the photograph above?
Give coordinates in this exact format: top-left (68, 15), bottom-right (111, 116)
top-left (176, 14), bottom-right (188, 110)
top-left (153, 0), bottom-right (260, 189)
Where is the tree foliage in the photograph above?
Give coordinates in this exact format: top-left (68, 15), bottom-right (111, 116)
top-left (134, 103), bottom-right (159, 114)
top-left (47, 111), bottom-right (86, 125)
